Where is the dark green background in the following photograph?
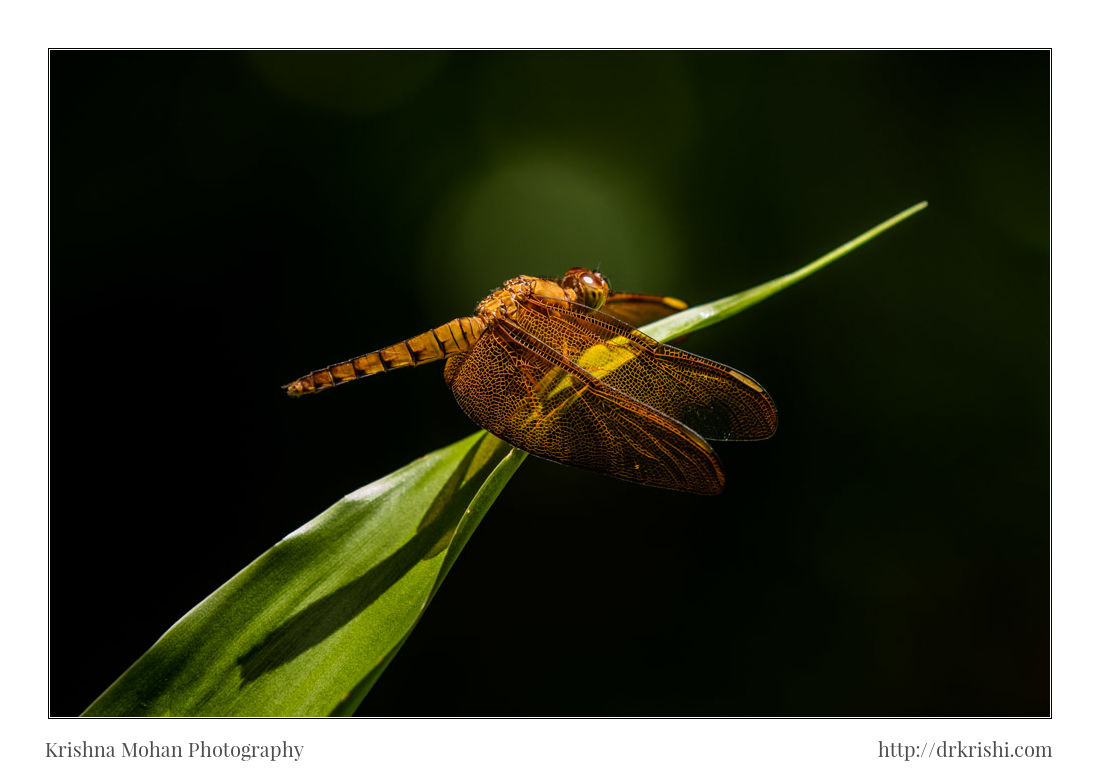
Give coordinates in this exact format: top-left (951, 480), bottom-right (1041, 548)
top-left (51, 51), bottom-right (1049, 716)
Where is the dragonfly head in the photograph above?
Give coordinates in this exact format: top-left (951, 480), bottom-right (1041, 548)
top-left (562, 267), bottom-right (609, 310)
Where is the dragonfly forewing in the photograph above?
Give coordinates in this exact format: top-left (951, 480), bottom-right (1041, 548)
top-left (516, 296), bottom-right (777, 441)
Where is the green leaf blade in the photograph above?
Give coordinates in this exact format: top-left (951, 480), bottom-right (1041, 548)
top-left (84, 431), bottom-right (522, 716)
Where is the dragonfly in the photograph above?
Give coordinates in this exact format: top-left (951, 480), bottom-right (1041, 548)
top-left (285, 268), bottom-right (777, 494)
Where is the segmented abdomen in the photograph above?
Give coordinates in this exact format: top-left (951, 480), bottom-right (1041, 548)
top-left (284, 316), bottom-right (485, 396)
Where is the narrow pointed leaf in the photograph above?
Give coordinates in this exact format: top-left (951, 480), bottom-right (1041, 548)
top-left (85, 433), bottom-right (525, 716)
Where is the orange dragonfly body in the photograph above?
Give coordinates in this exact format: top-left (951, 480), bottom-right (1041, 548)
top-left (285, 268), bottom-right (776, 494)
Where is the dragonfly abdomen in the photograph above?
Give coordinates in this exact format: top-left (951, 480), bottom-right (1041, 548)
top-left (284, 316), bottom-right (485, 396)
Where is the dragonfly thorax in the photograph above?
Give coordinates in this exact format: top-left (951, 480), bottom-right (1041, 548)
top-left (476, 276), bottom-right (537, 322)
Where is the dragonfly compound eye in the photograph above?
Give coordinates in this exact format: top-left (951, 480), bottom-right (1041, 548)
top-left (564, 267), bottom-right (609, 310)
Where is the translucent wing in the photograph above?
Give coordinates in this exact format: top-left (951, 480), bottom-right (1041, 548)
top-left (512, 295), bottom-right (777, 441)
top-left (600, 292), bottom-right (688, 328)
top-left (445, 321), bottom-right (726, 494)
